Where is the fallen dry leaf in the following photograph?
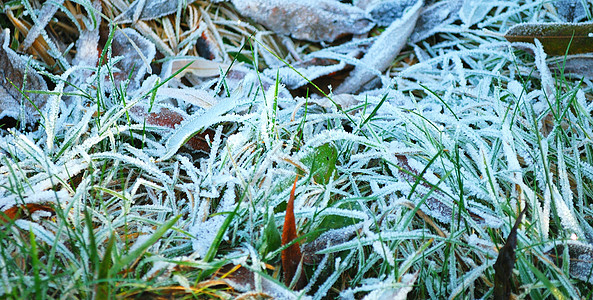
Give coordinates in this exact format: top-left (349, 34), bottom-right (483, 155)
top-left (335, 0), bottom-right (423, 94)
top-left (231, 0), bottom-right (374, 43)
top-left (0, 204), bottom-right (54, 224)
top-left (111, 28), bottom-right (156, 90)
top-left (410, 0), bottom-right (462, 43)
top-left (129, 105), bottom-right (213, 153)
top-left (505, 22), bottom-right (593, 55)
top-left (114, 0), bottom-right (197, 23)
top-left (0, 29), bottom-right (48, 124)
top-left (545, 240), bottom-right (593, 284)
top-left (171, 57), bottom-right (231, 78)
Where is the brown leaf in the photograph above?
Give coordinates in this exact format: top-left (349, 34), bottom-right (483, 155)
top-left (215, 264), bottom-right (297, 299)
top-left (0, 204), bottom-right (54, 224)
top-left (281, 177), bottom-right (306, 289)
top-left (301, 224), bottom-right (362, 265)
top-left (493, 206), bottom-right (528, 300)
top-left (128, 105), bottom-right (212, 153)
top-left (231, 0), bottom-right (374, 43)
top-left (0, 29), bottom-right (48, 124)
top-left (504, 23), bottom-right (593, 55)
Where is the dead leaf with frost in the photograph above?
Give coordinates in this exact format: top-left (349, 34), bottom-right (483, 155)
top-left (129, 104), bottom-right (213, 153)
top-left (0, 29), bottom-right (48, 124)
top-left (504, 22), bottom-right (593, 55)
top-left (115, 0), bottom-right (197, 23)
top-left (335, 0), bottom-right (423, 94)
top-left (230, 0), bottom-right (374, 43)
top-left (552, 0), bottom-right (588, 23)
top-left (367, 0), bottom-right (418, 27)
top-left (171, 57), bottom-right (231, 78)
top-left (545, 241), bottom-right (593, 284)
top-left (410, 0), bottom-right (462, 43)
top-left (111, 28), bottom-right (156, 89)
top-left (493, 206), bottom-right (527, 300)
top-left (214, 264), bottom-right (300, 299)
top-left (550, 55), bottom-right (593, 80)
top-left (301, 223), bottom-right (362, 265)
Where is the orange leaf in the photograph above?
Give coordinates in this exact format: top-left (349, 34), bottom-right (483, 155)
top-left (0, 204), bottom-right (54, 224)
top-left (281, 177), bottom-right (306, 289)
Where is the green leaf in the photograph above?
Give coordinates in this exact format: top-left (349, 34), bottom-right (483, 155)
top-left (300, 143), bottom-right (338, 185)
top-left (96, 234), bottom-right (115, 300)
top-left (504, 23), bottom-right (593, 55)
top-left (259, 211), bottom-right (282, 258)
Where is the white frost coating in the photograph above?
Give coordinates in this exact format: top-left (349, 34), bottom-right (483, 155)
top-left (501, 123), bottom-right (525, 210)
top-left (14, 219), bottom-right (77, 262)
top-left (507, 80), bottom-right (524, 99)
top-left (448, 262), bottom-right (490, 299)
top-left (159, 98), bottom-right (239, 161)
top-left (156, 87), bottom-right (216, 108)
top-left (540, 185), bottom-right (551, 239)
top-left (459, 0), bottom-right (493, 27)
top-left (264, 61), bottom-right (347, 89)
top-left (45, 67), bottom-right (80, 153)
top-left (373, 240), bottom-right (395, 266)
top-left (0, 189), bottom-right (70, 212)
top-left (190, 182), bottom-right (237, 257)
top-left (92, 152), bottom-right (172, 185)
top-left (360, 272), bottom-right (418, 300)
top-left (533, 39), bottom-right (556, 102)
top-left (0, 255), bottom-right (10, 295)
top-left (21, 0), bottom-right (65, 51)
top-left (557, 141), bottom-right (573, 212)
top-left (335, 0), bottom-right (423, 94)
top-left (551, 184), bottom-right (585, 238)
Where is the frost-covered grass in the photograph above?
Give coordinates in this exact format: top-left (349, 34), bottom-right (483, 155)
top-left (1, 0), bottom-right (593, 299)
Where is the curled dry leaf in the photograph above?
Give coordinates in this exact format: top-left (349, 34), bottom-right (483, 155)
top-left (0, 29), bottom-right (48, 124)
top-left (230, 0), bottom-right (375, 43)
top-left (504, 22), bottom-right (593, 56)
top-left (493, 206), bottom-right (527, 300)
